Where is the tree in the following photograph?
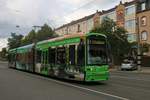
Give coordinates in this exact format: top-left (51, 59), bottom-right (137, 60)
top-left (0, 48), bottom-right (7, 60)
top-left (21, 29), bottom-right (36, 46)
top-left (90, 17), bottom-right (130, 65)
top-left (36, 23), bottom-right (57, 42)
top-left (20, 23), bottom-right (58, 45)
top-left (8, 33), bottom-right (23, 49)
top-left (141, 43), bottom-right (150, 55)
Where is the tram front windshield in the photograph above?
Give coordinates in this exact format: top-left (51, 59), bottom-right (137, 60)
top-left (87, 36), bottom-right (107, 66)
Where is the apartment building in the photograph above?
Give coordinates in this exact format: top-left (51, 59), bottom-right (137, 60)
top-left (124, 2), bottom-right (137, 42)
top-left (137, 0), bottom-right (150, 56)
top-left (99, 1), bottom-right (137, 42)
top-left (55, 1), bottom-right (138, 43)
top-left (55, 14), bottom-right (95, 36)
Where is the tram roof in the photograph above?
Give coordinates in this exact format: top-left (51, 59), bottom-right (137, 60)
top-left (36, 32), bottom-right (106, 50)
top-left (37, 33), bottom-right (106, 45)
top-left (16, 44), bottom-right (34, 53)
top-left (9, 48), bottom-right (17, 53)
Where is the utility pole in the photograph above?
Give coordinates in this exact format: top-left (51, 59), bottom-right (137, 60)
top-left (136, 17), bottom-right (142, 71)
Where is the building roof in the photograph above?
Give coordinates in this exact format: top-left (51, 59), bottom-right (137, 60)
top-left (124, 0), bottom-right (137, 7)
top-left (55, 13), bottom-right (96, 30)
top-left (137, 8), bottom-right (150, 14)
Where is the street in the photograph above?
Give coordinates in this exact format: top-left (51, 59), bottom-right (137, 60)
top-left (0, 61), bottom-right (150, 100)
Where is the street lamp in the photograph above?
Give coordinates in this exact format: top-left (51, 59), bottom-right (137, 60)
top-left (16, 25), bottom-right (20, 28)
top-left (33, 25), bottom-right (42, 32)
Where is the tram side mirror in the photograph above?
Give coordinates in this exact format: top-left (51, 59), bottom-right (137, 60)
top-left (69, 61), bottom-right (71, 64)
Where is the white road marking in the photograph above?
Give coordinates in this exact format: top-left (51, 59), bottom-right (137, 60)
top-left (43, 77), bottom-right (129, 100)
top-left (111, 75), bottom-right (150, 82)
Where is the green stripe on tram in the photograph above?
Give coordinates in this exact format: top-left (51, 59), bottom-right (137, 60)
top-left (36, 37), bottom-right (80, 50)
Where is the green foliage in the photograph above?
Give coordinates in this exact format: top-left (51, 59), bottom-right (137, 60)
top-left (36, 24), bottom-right (57, 42)
top-left (90, 17), bottom-right (131, 64)
top-left (8, 33), bottom-right (23, 49)
top-left (0, 48), bottom-right (8, 60)
top-left (21, 23), bottom-right (58, 46)
top-left (21, 30), bottom-right (36, 46)
top-left (141, 43), bottom-right (150, 54)
top-left (8, 23), bottom-right (57, 48)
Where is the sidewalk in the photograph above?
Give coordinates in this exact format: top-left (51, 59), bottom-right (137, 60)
top-left (109, 66), bottom-right (150, 74)
top-left (0, 60), bottom-right (8, 63)
top-left (135, 67), bottom-right (150, 74)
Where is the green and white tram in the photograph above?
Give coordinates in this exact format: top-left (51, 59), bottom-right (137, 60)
top-left (8, 33), bottom-right (109, 82)
top-left (15, 44), bottom-right (35, 72)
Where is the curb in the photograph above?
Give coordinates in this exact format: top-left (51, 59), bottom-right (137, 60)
top-left (109, 68), bottom-right (150, 74)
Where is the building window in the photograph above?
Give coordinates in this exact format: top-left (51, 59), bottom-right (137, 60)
top-left (87, 19), bottom-right (93, 31)
top-left (107, 12), bottom-right (116, 21)
top-left (125, 6), bottom-right (136, 15)
top-left (77, 24), bottom-right (81, 32)
top-left (125, 19), bottom-right (136, 30)
top-left (65, 28), bottom-right (68, 34)
top-left (141, 16), bottom-right (147, 26)
top-left (127, 33), bottom-right (137, 43)
top-left (68, 28), bottom-right (70, 34)
top-left (141, 31), bottom-right (148, 41)
top-left (141, 3), bottom-right (146, 11)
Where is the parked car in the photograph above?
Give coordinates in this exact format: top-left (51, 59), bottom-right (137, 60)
top-left (121, 58), bottom-right (137, 71)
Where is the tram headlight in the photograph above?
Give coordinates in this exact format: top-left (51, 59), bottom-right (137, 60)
top-left (90, 68), bottom-right (93, 71)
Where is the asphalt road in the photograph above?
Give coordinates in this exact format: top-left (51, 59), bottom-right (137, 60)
top-left (0, 61), bottom-right (150, 100)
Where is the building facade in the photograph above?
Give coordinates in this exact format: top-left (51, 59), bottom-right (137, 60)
top-left (124, 2), bottom-right (137, 42)
top-left (55, 1), bottom-right (138, 43)
top-left (135, 0), bottom-right (150, 66)
top-left (55, 14), bottom-right (95, 36)
top-left (55, 0), bottom-right (150, 66)
top-left (137, 0), bottom-right (150, 56)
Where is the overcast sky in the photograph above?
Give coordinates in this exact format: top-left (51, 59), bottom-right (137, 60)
top-left (0, 0), bottom-right (133, 50)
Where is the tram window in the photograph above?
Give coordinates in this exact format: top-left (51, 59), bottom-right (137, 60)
top-left (20, 53), bottom-right (24, 63)
top-left (16, 54), bottom-right (19, 61)
top-left (77, 41), bottom-right (85, 66)
top-left (17, 54), bottom-right (21, 62)
top-left (36, 50), bottom-right (42, 63)
top-left (45, 51), bottom-right (48, 64)
top-left (28, 51), bottom-right (33, 63)
top-left (69, 45), bottom-right (75, 65)
top-left (42, 52), bottom-right (45, 64)
top-left (56, 47), bottom-right (66, 64)
top-left (22, 53), bottom-right (24, 63)
top-left (23, 53), bottom-right (26, 63)
top-left (42, 52), bottom-right (44, 63)
top-left (49, 48), bottom-right (56, 64)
